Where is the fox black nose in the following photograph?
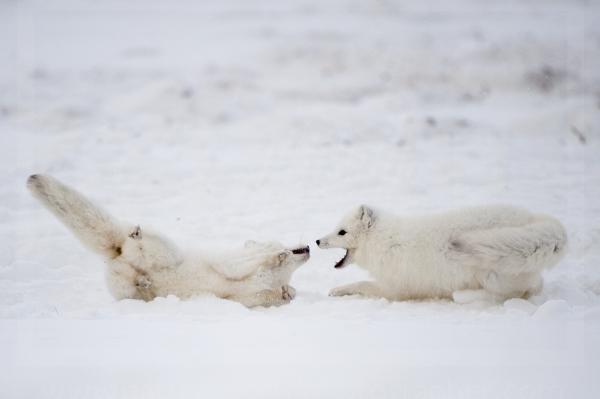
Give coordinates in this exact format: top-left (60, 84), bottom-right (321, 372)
top-left (316, 240), bottom-right (320, 246)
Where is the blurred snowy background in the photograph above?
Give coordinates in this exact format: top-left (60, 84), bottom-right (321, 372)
top-left (1, 0), bottom-right (599, 398)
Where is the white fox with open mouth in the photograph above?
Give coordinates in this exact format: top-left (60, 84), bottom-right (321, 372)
top-left (317, 205), bottom-right (567, 303)
top-left (27, 174), bottom-right (309, 307)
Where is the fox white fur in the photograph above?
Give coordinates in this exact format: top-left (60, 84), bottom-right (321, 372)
top-left (317, 205), bottom-right (567, 302)
top-left (27, 174), bottom-right (309, 307)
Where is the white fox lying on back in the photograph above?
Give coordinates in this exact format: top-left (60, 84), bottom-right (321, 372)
top-left (317, 205), bottom-right (567, 303)
top-left (27, 174), bottom-right (309, 307)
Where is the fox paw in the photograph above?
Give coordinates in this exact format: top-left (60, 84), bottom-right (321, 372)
top-left (135, 275), bottom-right (152, 289)
top-left (282, 285), bottom-right (296, 301)
top-left (329, 287), bottom-right (354, 297)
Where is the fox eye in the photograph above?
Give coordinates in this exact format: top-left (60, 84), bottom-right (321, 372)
top-left (338, 229), bottom-right (347, 236)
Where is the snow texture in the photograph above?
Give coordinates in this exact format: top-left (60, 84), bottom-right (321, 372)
top-left (1, 0), bottom-right (599, 398)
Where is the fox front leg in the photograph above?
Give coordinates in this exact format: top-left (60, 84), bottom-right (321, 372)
top-left (135, 274), bottom-right (155, 302)
top-left (234, 287), bottom-right (293, 308)
top-left (282, 285), bottom-right (296, 301)
top-left (329, 281), bottom-right (384, 299)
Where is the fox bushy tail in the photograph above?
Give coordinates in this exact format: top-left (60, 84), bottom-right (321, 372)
top-left (451, 216), bottom-right (568, 275)
top-left (27, 174), bottom-right (128, 258)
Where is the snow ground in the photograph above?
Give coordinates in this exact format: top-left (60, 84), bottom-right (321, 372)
top-left (1, 0), bottom-right (600, 397)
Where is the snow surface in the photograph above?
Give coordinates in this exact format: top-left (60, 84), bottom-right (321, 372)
top-left (1, 0), bottom-right (600, 397)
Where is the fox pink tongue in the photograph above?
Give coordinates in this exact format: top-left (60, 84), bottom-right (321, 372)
top-left (334, 250), bottom-right (349, 268)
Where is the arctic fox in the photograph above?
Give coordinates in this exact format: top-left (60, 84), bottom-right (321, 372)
top-left (27, 174), bottom-right (310, 307)
top-left (317, 205), bottom-right (567, 303)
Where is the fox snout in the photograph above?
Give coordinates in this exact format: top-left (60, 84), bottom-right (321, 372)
top-left (316, 239), bottom-right (329, 248)
top-left (292, 246), bottom-right (310, 255)
top-left (316, 237), bottom-right (348, 250)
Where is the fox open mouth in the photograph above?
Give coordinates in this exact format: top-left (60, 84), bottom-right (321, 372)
top-left (334, 249), bottom-right (349, 268)
top-left (292, 246), bottom-right (310, 255)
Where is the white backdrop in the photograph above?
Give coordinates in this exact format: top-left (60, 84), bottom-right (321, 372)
top-left (1, 0), bottom-right (599, 397)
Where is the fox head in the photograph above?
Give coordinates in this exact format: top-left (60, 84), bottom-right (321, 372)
top-left (243, 240), bottom-right (310, 271)
top-left (315, 205), bottom-right (375, 268)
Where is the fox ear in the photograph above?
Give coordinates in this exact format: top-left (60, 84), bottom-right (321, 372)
top-left (277, 251), bottom-right (289, 265)
top-left (358, 205), bottom-right (374, 228)
top-left (244, 240), bottom-right (258, 248)
top-left (129, 225), bottom-right (142, 240)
